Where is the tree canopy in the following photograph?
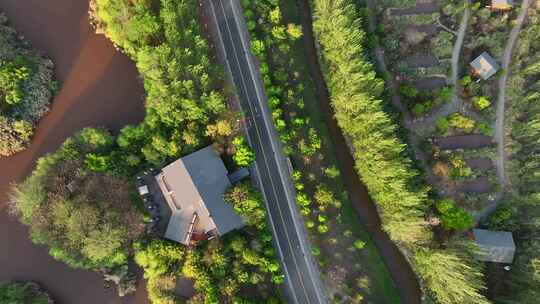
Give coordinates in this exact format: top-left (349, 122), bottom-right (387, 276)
top-left (10, 128), bottom-right (144, 270)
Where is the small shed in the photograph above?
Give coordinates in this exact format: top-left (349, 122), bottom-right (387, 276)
top-left (491, 0), bottom-right (514, 10)
top-left (470, 52), bottom-right (500, 80)
top-left (473, 229), bottom-right (516, 263)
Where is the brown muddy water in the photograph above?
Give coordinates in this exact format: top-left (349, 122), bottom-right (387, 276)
top-left (0, 1), bottom-right (147, 303)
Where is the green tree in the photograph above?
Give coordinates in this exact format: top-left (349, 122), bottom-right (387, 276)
top-left (10, 129), bottom-right (144, 271)
top-left (286, 24), bottom-right (303, 39)
top-left (472, 96), bottom-right (491, 111)
top-left (436, 117), bottom-right (450, 134)
top-left (448, 113), bottom-right (476, 133)
top-left (436, 198), bottom-right (474, 231)
top-left (224, 182), bottom-right (267, 230)
top-left (232, 136), bottom-right (255, 167)
top-left (414, 248), bottom-right (489, 304)
top-left (84, 153), bottom-right (109, 172)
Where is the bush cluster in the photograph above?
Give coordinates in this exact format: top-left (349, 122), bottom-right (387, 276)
top-left (0, 281), bottom-right (54, 304)
top-left (135, 182), bottom-right (283, 303)
top-left (0, 13), bottom-right (57, 156)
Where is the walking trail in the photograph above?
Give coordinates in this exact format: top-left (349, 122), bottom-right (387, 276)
top-left (365, 0), bottom-right (470, 189)
top-left (495, 0), bottom-right (532, 190)
top-left (474, 0), bottom-right (533, 220)
top-left (409, 4), bottom-right (470, 130)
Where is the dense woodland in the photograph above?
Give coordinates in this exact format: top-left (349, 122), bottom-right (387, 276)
top-left (488, 7), bottom-right (540, 303)
top-left (90, 0), bottom-right (243, 170)
top-left (0, 13), bottom-right (56, 156)
top-left (311, 0), bottom-right (489, 303)
top-left (9, 128), bottom-right (145, 295)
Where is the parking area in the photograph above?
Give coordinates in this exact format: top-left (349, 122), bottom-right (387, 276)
top-left (136, 170), bottom-right (172, 238)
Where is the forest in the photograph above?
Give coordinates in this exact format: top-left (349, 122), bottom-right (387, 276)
top-left (9, 0), bottom-right (278, 302)
top-left (311, 0), bottom-right (489, 303)
top-left (0, 13), bottom-right (57, 156)
top-left (90, 0), bottom-right (245, 170)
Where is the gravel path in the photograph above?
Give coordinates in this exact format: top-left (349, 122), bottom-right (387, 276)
top-left (410, 4), bottom-right (470, 130)
top-left (495, 0), bottom-right (532, 190)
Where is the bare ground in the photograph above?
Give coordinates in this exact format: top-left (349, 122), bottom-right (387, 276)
top-left (435, 135), bottom-right (493, 150)
top-left (390, 2), bottom-right (439, 16)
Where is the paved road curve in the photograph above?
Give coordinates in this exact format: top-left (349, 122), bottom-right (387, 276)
top-left (205, 0), bottom-right (327, 303)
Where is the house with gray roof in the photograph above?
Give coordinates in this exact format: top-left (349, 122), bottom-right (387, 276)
top-left (491, 0), bottom-right (514, 10)
top-left (470, 52), bottom-right (500, 80)
top-left (155, 145), bottom-right (244, 245)
top-left (473, 229), bottom-right (516, 263)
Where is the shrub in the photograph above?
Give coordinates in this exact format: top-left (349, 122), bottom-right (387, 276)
top-left (400, 84), bottom-right (418, 99)
top-left (448, 113), bottom-right (475, 133)
top-left (232, 136), bottom-right (255, 167)
top-left (460, 75), bottom-right (472, 87)
top-left (324, 166), bottom-right (340, 178)
top-left (412, 103), bottom-right (427, 116)
top-left (0, 116), bottom-right (33, 156)
top-left (472, 96), bottom-right (491, 111)
top-left (477, 121), bottom-right (492, 136)
top-left (84, 153), bottom-right (110, 172)
top-left (436, 198), bottom-right (474, 231)
top-left (286, 23), bottom-right (303, 39)
top-left (317, 224), bottom-right (329, 234)
top-left (436, 117), bottom-right (450, 134)
top-left (449, 154), bottom-right (472, 180)
top-left (314, 185), bottom-right (335, 210)
top-left (0, 56), bottom-right (31, 106)
top-left (353, 240), bottom-right (366, 250)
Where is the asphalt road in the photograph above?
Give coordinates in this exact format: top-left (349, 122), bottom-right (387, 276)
top-left (206, 0), bottom-right (326, 303)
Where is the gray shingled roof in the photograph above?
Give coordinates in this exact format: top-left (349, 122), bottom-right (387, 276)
top-left (470, 52), bottom-right (500, 80)
top-left (156, 146), bottom-right (244, 244)
top-left (473, 229), bottom-right (516, 263)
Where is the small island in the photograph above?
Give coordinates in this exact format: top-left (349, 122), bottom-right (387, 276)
top-left (0, 281), bottom-right (54, 304)
top-left (0, 13), bottom-right (57, 157)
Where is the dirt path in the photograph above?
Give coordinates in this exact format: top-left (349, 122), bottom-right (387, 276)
top-left (410, 4), bottom-right (470, 130)
top-left (495, 0), bottom-right (532, 190)
top-left (297, 0), bottom-right (421, 302)
top-left (0, 1), bottom-right (147, 303)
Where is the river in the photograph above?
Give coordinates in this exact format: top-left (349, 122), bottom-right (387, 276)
top-left (0, 1), bottom-right (147, 303)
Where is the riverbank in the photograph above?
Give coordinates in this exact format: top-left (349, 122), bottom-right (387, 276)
top-left (0, 0), bottom-right (146, 303)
